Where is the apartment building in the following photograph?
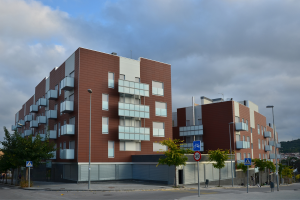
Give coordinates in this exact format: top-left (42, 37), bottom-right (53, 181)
top-left (172, 96), bottom-right (281, 165)
top-left (11, 48), bottom-right (172, 182)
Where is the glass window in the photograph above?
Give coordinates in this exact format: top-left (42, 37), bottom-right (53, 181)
top-left (102, 94), bottom-right (109, 110)
top-left (69, 71), bottom-right (75, 78)
top-left (237, 153), bottom-right (241, 160)
top-left (59, 82), bottom-right (62, 95)
top-left (155, 102), bottom-right (167, 117)
top-left (235, 116), bottom-right (239, 122)
top-left (259, 154), bottom-right (261, 159)
top-left (248, 153), bottom-right (251, 158)
top-left (108, 72), bottom-right (114, 88)
top-left (258, 139), bottom-right (261, 149)
top-left (58, 122), bottom-right (60, 137)
top-left (63, 142), bottom-right (66, 149)
top-left (69, 117), bottom-right (75, 125)
top-left (102, 117), bottom-right (108, 134)
top-left (54, 104), bottom-right (57, 111)
top-left (69, 141), bottom-right (75, 149)
top-left (243, 136), bottom-right (245, 141)
top-left (120, 74), bottom-right (125, 80)
top-left (247, 137), bottom-right (250, 142)
top-left (108, 141), bottom-right (114, 158)
top-left (152, 81), bottom-right (164, 96)
top-left (236, 134), bottom-right (240, 141)
top-left (257, 124), bottom-right (260, 134)
top-left (244, 153), bottom-right (246, 159)
top-left (55, 84), bottom-right (58, 91)
top-left (153, 122), bottom-right (164, 137)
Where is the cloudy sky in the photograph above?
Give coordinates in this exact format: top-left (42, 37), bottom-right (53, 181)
top-left (0, 0), bottom-right (299, 143)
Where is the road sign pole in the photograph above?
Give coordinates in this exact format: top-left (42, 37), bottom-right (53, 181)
top-left (247, 165), bottom-right (248, 193)
top-left (28, 167), bottom-right (29, 188)
top-left (198, 161), bottom-right (200, 197)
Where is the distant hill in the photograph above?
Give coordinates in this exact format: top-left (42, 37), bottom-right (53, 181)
top-left (280, 139), bottom-right (300, 153)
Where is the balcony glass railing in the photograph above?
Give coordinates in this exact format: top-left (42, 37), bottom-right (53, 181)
top-left (50, 151), bottom-right (56, 159)
top-left (32, 134), bottom-right (45, 142)
top-left (61, 124), bottom-right (75, 135)
top-left (264, 145), bottom-right (271, 151)
top-left (181, 142), bottom-right (204, 152)
top-left (108, 79), bottom-right (114, 88)
top-left (179, 125), bottom-right (203, 136)
top-left (118, 79), bottom-right (149, 97)
top-left (30, 120), bottom-right (38, 128)
top-left (269, 154), bottom-right (280, 159)
top-left (102, 101), bottom-right (108, 110)
top-left (60, 149), bottom-right (74, 159)
top-left (155, 108), bottom-right (167, 117)
top-left (118, 126), bottom-right (150, 141)
top-left (24, 115), bottom-right (33, 122)
top-left (30, 105), bottom-right (38, 113)
top-left (153, 128), bottom-right (165, 137)
top-left (24, 130), bottom-right (32, 136)
top-left (276, 143), bottom-right (281, 148)
top-left (60, 101), bottom-right (74, 113)
top-left (236, 141), bottom-right (250, 149)
top-left (235, 122), bottom-right (248, 131)
top-left (48, 130), bottom-right (57, 139)
top-left (269, 141), bottom-right (275, 146)
top-left (46, 110), bottom-right (57, 119)
top-left (21, 133), bottom-right (24, 138)
top-left (11, 125), bottom-right (17, 131)
top-left (47, 90), bottom-right (58, 100)
top-left (61, 77), bottom-right (74, 90)
top-left (38, 116), bottom-right (47, 124)
top-left (264, 131), bottom-right (271, 138)
top-left (38, 98), bottom-right (47, 106)
top-left (152, 87), bottom-right (164, 96)
top-left (18, 120), bottom-right (25, 126)
top-left (102, 124), bottom-right (108, 134)
top-left (118, 102), bottom-right (150, 118)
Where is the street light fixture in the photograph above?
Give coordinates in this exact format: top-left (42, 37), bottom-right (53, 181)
top-left (229, 122), bottom-right (234, 187)
top-left (87, 89), bottom-right (92, 190)
top-left (266, 105), bottom-right (279, 191)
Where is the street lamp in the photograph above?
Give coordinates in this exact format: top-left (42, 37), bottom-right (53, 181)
top-left (229, 122), bottom-right (234, 187)
top-left (266, 105), bottom-right (279, 191)
top-left (87, 89), bottom-right (92, 190)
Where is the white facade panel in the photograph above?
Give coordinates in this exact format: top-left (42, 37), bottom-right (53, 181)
top-left (153, 143), bottom-right (167, 152)
top-left (185, 106), bottom-right (194, 126)
top-left (125, 141), bottom-right (136, 151)
top-left (119, 57), bottom-right (140, 82)
top-left (234, 101), bottom-right (240, 117)
top-left (195, 105), bottom-right (202, 125)
top-left (45, 76), bottom-right (50, 92)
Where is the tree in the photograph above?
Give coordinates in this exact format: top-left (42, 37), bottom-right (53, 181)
top-left (265, 160), bottom-right (276, 183)
top-left (252, 159), bottom-right (267, 186)
top-left (282, 166), bottom-right (293, 179)
top-left (208, 149), bottom-right (229, 187)
top-left (156, 138), bottom-right (193, 187)
top-left (0, 127), bottom-right (56, 185)
top-left (237, 162), bottom-right (248, 186)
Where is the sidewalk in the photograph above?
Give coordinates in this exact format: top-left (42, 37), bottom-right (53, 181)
top-left (0, 180), bottom-right (289, 192)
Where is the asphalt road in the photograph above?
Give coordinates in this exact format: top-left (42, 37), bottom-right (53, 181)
top-left (0, 183), bottom-right (299, 200)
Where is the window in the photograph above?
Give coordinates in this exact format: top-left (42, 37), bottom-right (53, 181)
top-left (247, 137), bottom-right (250, 142)
top-left (263, 154), bottom-right (264, 159)
top-left (248, 153), bottom-right (251, 158)
top-left (251, 128), bottom-right (252, 133)
top-left (152, 81), bottom-right (164, 96)
top-left (237, 153), bottom-right (241, 160)
top-left (186, 120), bottom-right (190, 126)
top-left (58, 123), bottom-right (60, 137)
top-left (244, 153), bottom-right (246, 159)
top-left (153, 122), bottom-right (165, 137)
top-left (69, 141), bottom-right (75, 149)
top-left (54, 104), bottom-right (57, 111)
top-left (262, 140), bottom-right (264, 149)
top-left (69, 71), bottom-right (75, 78)
top-left (235, 116), bottom-right (239, 122)
top-left (198, 119), bottom-right (202, 125)
top-left (242, 118), bottom-right (244, 123)
top-left (108, 141), bottom-right (114, 158)
top-left (63, 142), bottom-right (66, 149)
top-left (246, 120), bottom-right (248, 127)
top-left (120, 74), bottom-right (125, 80)
top-left (258, 139), bottom-right (261, 149)
top-left (243, 136), bottom-right (245, 141)
top-left (236, 134), bottom-right (240, 141)
top-left (257, 124), bottom-right (260, 134)
top-left (259, 154), bottom-right (261, 159)
top-left (135, 77), bottom-right (140, 82)
top-left (59, 82), bottom-right (61, 95)
top-left (54, 124), bottom-right (57, 137)
top-left (60, 101), bottom-right (63, 115)
top-left (108, 72), bottom-right (114, 88)
top-left (102, 117), bottom-right (108, 134)
top-left (69, 94), bottom-right (74, 101)
top-left (69, 117), bottom-right (75, 125)
top-left (55, 84), bottom-right (58, 91)
top-left (155, 102), bottom-right (167, 117)
top-left (102, 94), bottom-right (109, 110)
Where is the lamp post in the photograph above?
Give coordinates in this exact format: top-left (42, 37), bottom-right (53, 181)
top-left (229, 122), bottom-right (234, 187)
top-left (266, 105), bottom-right (279, 191)
top-left (87, 89), bottom-right (92, 190)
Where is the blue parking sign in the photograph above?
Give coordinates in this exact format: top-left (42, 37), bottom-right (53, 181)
top-left (193, 141), bottom-right (201, 151)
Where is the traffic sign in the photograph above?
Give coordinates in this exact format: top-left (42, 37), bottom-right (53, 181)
top-left (26, 161), bottom-right (33, 167)
top-left (194, 151), bottom-right (202, 161)
top-left (244, 158), bottom-right (251, 166)
top-left (193, 141), bottom-right (201, 151)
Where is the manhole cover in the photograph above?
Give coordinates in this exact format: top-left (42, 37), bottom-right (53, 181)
top-left (104, 194), bottom-right (112, 196)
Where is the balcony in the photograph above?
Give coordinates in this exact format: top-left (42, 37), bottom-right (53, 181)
top-left (276, 143), bottom-right (281, 148)
top-left (30, 120), bottom-right (38, 128)
top-left (118, 126), bottom-right (150, 141)
top-left (265, 145), bottom-right (271, 151)
top-left (11, 125), bottom-right (17, 131)
top-left (61, 124), bottom-right (75, 135)
top-left (152, 87), bottom-right (164, 96)
top-left (21, 133), bottom-right (24, 138)
top-left (24, 115), bottom-right (33, 122)
top-left (38, 98), bottom-right (47, 106)
top-left (60, 101), bottom-right (74, 113)
top-left (269, 141), bottom-right (275, 146)
top-left (32, 134), bottom-right (45, 142)
top-left (38, 116), bottom-right (47, 124)
top-left (46, 110), bottom-right (57, 119)
top-left (181, 142), bottom-right (204, 152)
top-left (179, 125), bottom-right (203, 136)
top-left (118, 79), bottom-right (149, 97)
top-left (118, 102), bottom-right (150, 118)
top-left (270, 154), bottom-right (281, 159)
top-left (155, 108), bottom-right (167, 117)
top-left (24, 130), bottom-right (32, 136)
top-left (16, 123), bottom-right (22, 128)
top-left (48, 130), bottom-right (57, 139)
top-left (61, 77), bottom-right (74, 90)
top-left (60, 149), bottom-right (74, 159)
top-left (30, 105), bottom-right (38, 113)
top-left (235, 122), bottom-right (248, 131)
top-left (47, 90), bottom-right (58, 100)
top-left (18, 120), bottom-right (25, 126)
top-left (236, 141), bottom-right (250, 149)
top-left (264, 131), bottom-right (272, 138)
top-left (50, 151), bottom-right (56, 159)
